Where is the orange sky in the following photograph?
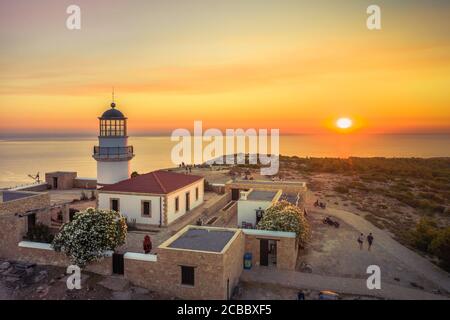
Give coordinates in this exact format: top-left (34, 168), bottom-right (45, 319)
top-left (0, 0), bottom-right (449, 136)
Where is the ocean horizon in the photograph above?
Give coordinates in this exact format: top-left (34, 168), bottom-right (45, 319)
top-left (1, 133), bottom-right (449, 188)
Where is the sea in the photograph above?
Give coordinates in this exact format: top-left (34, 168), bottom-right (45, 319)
top-left (0, 134), bottom-right (449, 188)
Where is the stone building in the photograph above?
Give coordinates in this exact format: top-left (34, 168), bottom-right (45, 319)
top-left (0, 191), bottom-right (51, 259)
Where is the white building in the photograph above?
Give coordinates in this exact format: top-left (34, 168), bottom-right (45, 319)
top-left (98, 170), bottom-right (204, 227)
top-left (237, 189), bottom-right (281, 228)
top-left (93, 101), bottom-right (134, 186)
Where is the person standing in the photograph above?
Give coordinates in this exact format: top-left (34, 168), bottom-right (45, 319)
top-left (367, 233), bottom-right (374, 251)
top-left (357, 233), bottom-right (364, 250)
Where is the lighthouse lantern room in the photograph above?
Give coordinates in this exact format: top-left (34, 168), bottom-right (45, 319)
top-left (93, 101), bottom-right (134, 186)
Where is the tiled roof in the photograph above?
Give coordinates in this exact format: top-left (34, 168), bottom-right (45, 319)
top-left (100, 170), bottom-right (203, 194)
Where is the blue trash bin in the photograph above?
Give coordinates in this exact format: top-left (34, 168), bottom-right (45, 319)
top-left (243, 252), bottom-right (252, 269)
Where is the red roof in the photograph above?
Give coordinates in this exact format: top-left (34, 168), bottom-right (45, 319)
top-left (100, 170), bottom-right (204, 194)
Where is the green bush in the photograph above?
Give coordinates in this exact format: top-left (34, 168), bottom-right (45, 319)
top-left (257, 201), bottom-right (311, 248)
top-left (52, 208), bottom-right (127, 267)
top-left (430, 227), bottom-right (450, 271)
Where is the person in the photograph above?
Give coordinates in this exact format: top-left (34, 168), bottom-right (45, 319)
top-left (143, 235), bottom-right (152, 254)
top-left (367, 233), bottom-right (374, 251)
top-left (357, 233), bottom-right (364, 250)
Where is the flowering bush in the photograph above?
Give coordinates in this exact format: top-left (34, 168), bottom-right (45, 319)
top-left (52, 207), bottom-right (127, 267)
top-left (257, 201), bottom-right (311, 248)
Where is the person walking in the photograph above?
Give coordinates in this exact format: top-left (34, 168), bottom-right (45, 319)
top-left (357, 233), bottom-right (364, 250)
top-left (367, 233), bottom-right (374, 251)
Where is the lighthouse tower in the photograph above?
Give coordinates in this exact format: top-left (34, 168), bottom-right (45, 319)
top-left (93, 99), bottom-right (134, 186)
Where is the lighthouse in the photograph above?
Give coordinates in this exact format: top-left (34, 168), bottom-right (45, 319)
top-left (93, 99), bottom-right (134, 186)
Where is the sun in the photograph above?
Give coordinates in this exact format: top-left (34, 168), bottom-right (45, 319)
top-left (336, 117), bottom-right (353, 129)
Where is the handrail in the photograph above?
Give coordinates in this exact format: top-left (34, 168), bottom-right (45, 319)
top-left (93, 146), bottom-right (134, 159)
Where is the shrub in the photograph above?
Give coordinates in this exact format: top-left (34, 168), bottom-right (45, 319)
top-left (257, 201), bottom-right (311, 248)
top-left (26, 223), bottom-right (54, 243)
top-left (430, 227), bottom-right (450, 271)
top-left (409, 218), bottom-right (438, 252)
top-left (52, 208), bottom-right (127, 267)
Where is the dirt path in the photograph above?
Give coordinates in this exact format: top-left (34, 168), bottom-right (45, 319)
top-left (318, 206), bottom-right (450, 293)
top-left (241, 267), bottom-right (448, 300)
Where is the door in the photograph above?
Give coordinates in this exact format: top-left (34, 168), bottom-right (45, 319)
top-left (260, 239), bottom-right (269, 266)
top-left (231, 188), bottom-right (240, 201)
top-left (27, 213), bottom-right (36, 232)
top-left (185, 192), bottom-right (190, 211)
top-left (53, 177), bottom-right (58, 189)
top-left (112, 253), bottom-right (124, 275)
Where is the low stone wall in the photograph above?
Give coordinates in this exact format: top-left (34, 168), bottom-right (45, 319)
top-left (15, 242), bottom-right (112, 276)
top-left (11, 183), bottom-right (49, 192)
top-left (203, 192), bottom-right (232, 217)
top-left (74, 178), bottom-right (97, 189)
top-left (243, 229), bottom-right (297, 270)
top-left (212, 202), bottom-right (237, 226)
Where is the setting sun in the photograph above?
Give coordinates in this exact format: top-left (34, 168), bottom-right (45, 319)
top-left (336, 118), bottom-right (353, 129)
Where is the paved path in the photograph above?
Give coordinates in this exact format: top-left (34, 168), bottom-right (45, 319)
top-left (241, 267), bottom-right (448, 300)
top-left (316, 206), bottom-right (450, 293)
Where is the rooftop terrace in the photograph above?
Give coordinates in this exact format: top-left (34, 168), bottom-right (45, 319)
top-left (0, 191), bottom-right (39, 203)
top-left (166, 227), bottom-right (237, 253)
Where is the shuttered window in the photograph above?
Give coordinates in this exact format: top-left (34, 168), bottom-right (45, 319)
top-left (142, 200), bottom-right (151, 217)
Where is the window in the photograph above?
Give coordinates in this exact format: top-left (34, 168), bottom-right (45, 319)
top-left (181, 266), bottom-right (195, 286)
top-left (141, 200), bottom-right (152, 217)
top-left (175, 196), bottom-right (179, 212)
top-left (195, 187), bottom-right (199, 200)
top-left (110, 198), bottom-right (120, 212)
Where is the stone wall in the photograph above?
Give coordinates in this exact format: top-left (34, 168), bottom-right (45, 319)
top-left (11, 183), bottom-right (49, 192)
top-left (203, 192), bottom-right (232, 217)
top-left (73, 178), bottom-right (97, 189)
top-left (125, 248), bottom-right (228, 299)
top-left (0, 192), bottom-right (51, 260)
top-left (45, 172), bottom-right (77, 190)
top-left (15, 244), bottom-right (112, 275)
top-left (212, 201), bottom-right (237, 227)
top-left (243, 231), bottom-right (297, 270)
top-left (222, 231), bottom-right (245, 298)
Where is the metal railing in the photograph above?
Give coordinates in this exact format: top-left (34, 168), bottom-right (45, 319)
top-left (93, 146), bottom-right (134, 160)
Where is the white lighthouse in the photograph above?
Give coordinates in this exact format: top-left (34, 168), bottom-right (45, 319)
top-left (93, 100), bottom-right (134, 186)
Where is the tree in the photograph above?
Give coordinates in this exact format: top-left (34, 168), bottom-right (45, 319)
top-left (430, 227), bottom-right (450, 271)
top-left (257, 201), bottom-right (311, 248)
top-left (131, 171), bottom-right (140, 178)
top-left (52, 208), bottom-right (127, 267)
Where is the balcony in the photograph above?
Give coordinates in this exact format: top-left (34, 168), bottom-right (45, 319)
top-left (93, 146), bottom-right (134, 161)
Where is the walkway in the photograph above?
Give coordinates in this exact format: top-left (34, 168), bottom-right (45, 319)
top-left (241, 267), bottom-right (448, 300)
top-left (316, 206), bottom-right (450, 293)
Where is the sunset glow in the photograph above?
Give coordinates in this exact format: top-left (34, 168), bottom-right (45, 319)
top-left (0, 0), bottom-right (449, 136)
